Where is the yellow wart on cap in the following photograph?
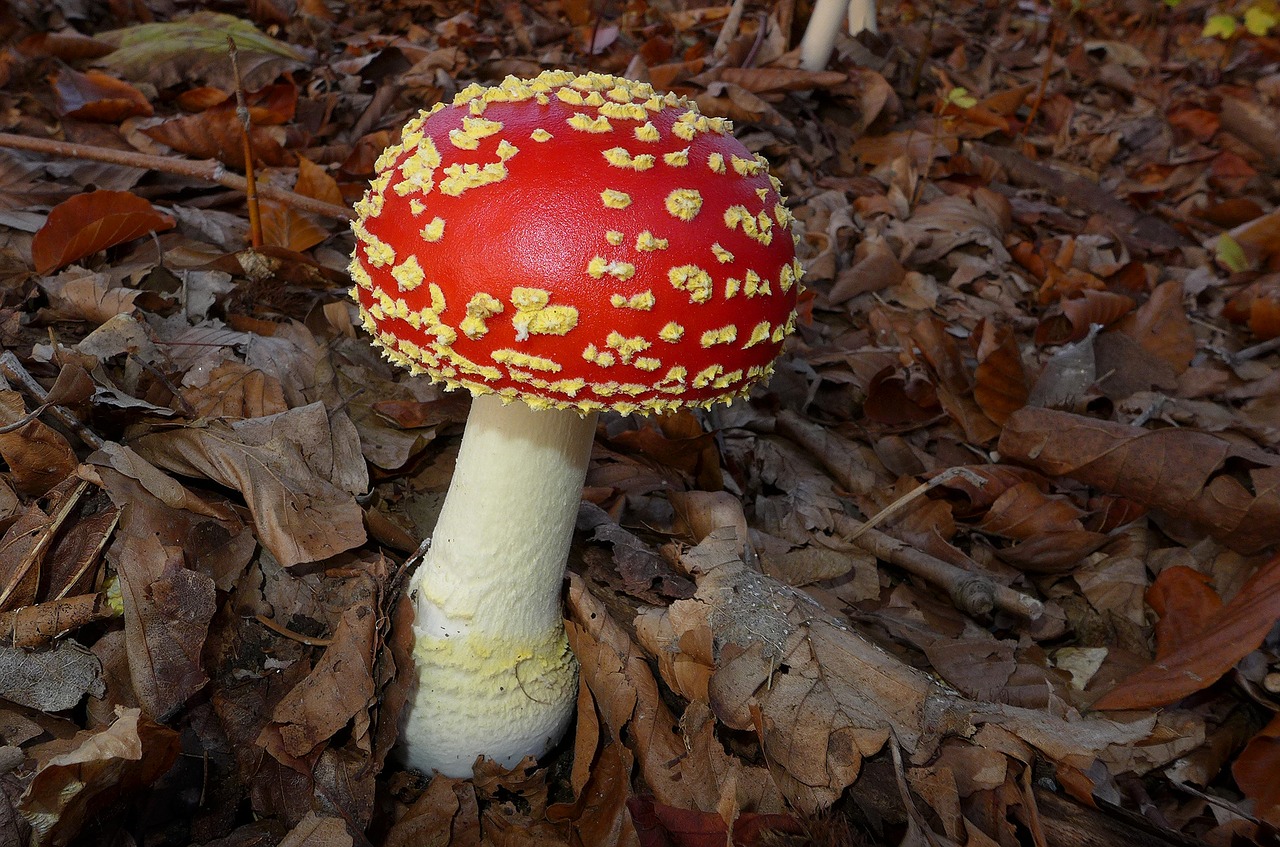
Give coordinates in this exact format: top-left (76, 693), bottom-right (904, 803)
top-left (568, 113), bottom-right (612, 133)
top-left (610, 290), bottom-right (655, 310)
top-left (636, 231), bottom-right (668, 251)
top-left (605, 331), bottom-right (650, 363)
top-left (439, 162), bottom-right (508, 196)
top-left (665, 189), bottom-right (703, 221)
top-left (700, 324), bottom-right (738, 347)
top-left (493, 349), bottom-right (561, 372)
top-left (668, 265), bottom-right (713, 302)
top-left (634, 122), bottom-right (660, 142)
top-left (392, 255), bottom-right (425, 291)
top-left (744, 320), bottom-right (771, 347)
top-left (658, 321), bottom-right (684, 342)
top-left (603, 147), bottom-right (655, 171)
top-left (587, 257), bottom-right (637, 281)
top-left (460, 292), bottom-right (504, 339)
top-left (601, 189), bottom-right (632, 209)
top-left (582, 344), bottom-right (616, 367)
top-left (420, 217), bottom-right (446, 242)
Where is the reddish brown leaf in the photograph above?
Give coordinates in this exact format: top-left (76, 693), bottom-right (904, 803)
top-left (1114, 281), bottom-right (1196, 374)
top-left (1233, 713), bottom-right (1280, 826)
top-left (972, 320), bottom-right (1029, 425)
top-left (863, 367), bottom-right (941, 425)
top-left (296, 157), bottom-right (344, 206)
top-left (141, 101), bottom-right (294, 170)
top-left (31, 190), bottom-right (175, 275)
top-left (1248, 288), bottom-right (1280, 340)
top-left (50, 67), bottom-right (153, 122)
top-left (1147, 566), bottom-right (1222, 660)
top-left (0, 391), bottom-right (78, 496)
top-left (1035, 289), bottom-right (1136, 346)
top-left (998, 407), bottom-right (1280, 554)
top-left (1166, 106), bottom-right (1220, 143)
top-left (1092, 554), bottom-right (1280, 710)
top-left (259, 200), bottom-right (329, 253)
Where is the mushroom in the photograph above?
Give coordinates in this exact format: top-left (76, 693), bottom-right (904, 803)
top-left (799, 0), bottom-right (878, 71)
top-left (348, 70), bottom-right (801, 777)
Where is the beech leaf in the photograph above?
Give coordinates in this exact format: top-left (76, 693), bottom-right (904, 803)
top-left (31, 190), bottom-right (174, 275)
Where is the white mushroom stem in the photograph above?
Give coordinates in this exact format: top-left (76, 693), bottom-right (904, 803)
top-left (798, 0), bottom-right (877, 71)
top-left (401, 393), bottom-right (596, 777)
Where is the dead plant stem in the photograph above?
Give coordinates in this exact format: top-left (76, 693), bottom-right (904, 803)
top-left (0, 132), bottom-right (351, 221)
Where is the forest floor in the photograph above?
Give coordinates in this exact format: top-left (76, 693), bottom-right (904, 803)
top-left (0, 0), bottom-right (1278, 845)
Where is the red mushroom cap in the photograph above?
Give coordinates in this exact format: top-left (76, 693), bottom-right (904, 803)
top-left (349, 70), bottom-right (801, 415)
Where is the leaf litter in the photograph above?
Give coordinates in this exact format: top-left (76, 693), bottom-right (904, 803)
top-left (0, 0), bottom-right (1277, 845)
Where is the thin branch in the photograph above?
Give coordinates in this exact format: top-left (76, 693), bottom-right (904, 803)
top-left (0, 132), bottom-right (351, 221)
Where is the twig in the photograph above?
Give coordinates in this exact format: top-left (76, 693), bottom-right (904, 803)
top-left (228, 36), bottom-right (263, 248)
top-left (0, 479), bottom-right (89, 611)
top-left (1, 592), bottom-right (119, 649)
top-left (842, 467), bottom-right (988, 544)
top-left (773, 409), bottom-right (1041, 619)
top-left (254, 614), bottom-right (333, 647)
top-left (833, 512), bottom-right (1043, 620)
top-left (0, 351), bottom-right (105, 449)
top-left (0, 132), bottom-right (351, 221)
top-left (1231, 334), bottom-right (1280, 363)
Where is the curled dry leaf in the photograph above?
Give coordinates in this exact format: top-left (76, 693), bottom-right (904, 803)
top-left (30, 190), bottom-right (175, 276)
top-left (998, 407), bottom-right (1280, 553)
top-left (1113, 281), bottom-right (1196, 375)
top-left (131, 402), bottom-right (368, 567)
top-left (19, 707), bottom-right (180, 847)
top-left (0, 391), bottom-right (78, 496)
top-left (1092, 554), bottom-right (1280, 711)
top-left (1147, 566), bottom-right (1222, 660)
top-left (971, 319), bottom-right (1029, 426)
top-left (1232, 713), bottom-right (1280, 826)
top-left (657, 530), bottom-right (1169, 814)
top-left (49, 66), bottom-right (152, 122)
top-left (259, 603), bottom-right (376, 760)
top-left (141, 101), bottom-right (295, 170)
top-left (1034, 289), bottom-right (1135, 346)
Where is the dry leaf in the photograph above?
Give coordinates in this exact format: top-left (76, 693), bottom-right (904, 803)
top-left (19, 707), bottom-right (180, 847)
top-left (131, 402), bottom-right (368, 567)
top-left (1092, 554), bottom-right (1280, 711)
top-left (49, 66), bottom-right (152, 122)
top-left (0, 640), bottom-right (104, 711)
top-left (1233, 714), bottom-right (1280, 826)
top-left (998, 407), bottom-right (1280, 553)
top-left (30, 190), bottom-right (175, 275)
top-left (260, 603), bottom-right (376, 759)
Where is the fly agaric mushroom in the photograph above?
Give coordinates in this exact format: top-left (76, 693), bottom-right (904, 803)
top-left (349, 70), bottom-right (801, 777)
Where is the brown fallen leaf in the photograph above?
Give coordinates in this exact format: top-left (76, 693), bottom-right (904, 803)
top-left (0, 639), bottom-right (104, 711)
top-left (131, 402), bottom-right (368, 567)
top-left (1233, 713), bottom-right (1280, 826)
top-left (998, 407), bottom-right (1280, 553)
top-left (656, 529), bottom-right (1168, 814)
top-left (19, 707), bottom-right (180, 847)
top-left (0, 391), bottom-right (78, 497)
top-left (0, 593), bottom-right (118, 649)
top-left (49, 66), bottom-right (152, 122)
top-left (259, 603), bottom-right (376, 760)
top-left (1092, 554), bottom-right (1280, 711)
top-left (30, 190), bottom-right (175, 275)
